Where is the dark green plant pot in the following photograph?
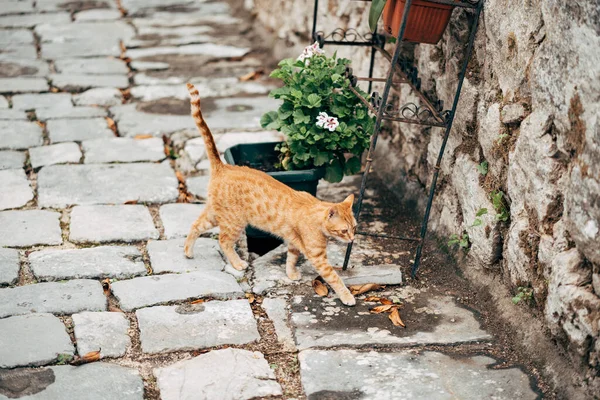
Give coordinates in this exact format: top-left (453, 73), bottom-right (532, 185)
top-left (224, 141), bottom-right (325, 239)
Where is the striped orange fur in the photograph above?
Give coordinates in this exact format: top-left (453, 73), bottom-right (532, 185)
top-left (184, 83), bottom-right (358, 306)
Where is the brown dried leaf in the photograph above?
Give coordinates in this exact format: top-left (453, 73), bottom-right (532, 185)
top-left (175, 171), bottom-right (185, 184)
top-left (370, 304), bottom-right (394, 314)
top-left (349, 283), bottom-right (383, 295)
top-left (239, 69), bottom-right (264, 82)
top-left (245, 293), bottom-right (255, 304)
top-left (106, 117), bottom-right (117, 135)
top-left (389, 308), bottom-right (405, 327)
top-left (35, 121), bottom-right (45, 128)
top-left (364, 296), bottom-right (381, 302)
top-left (101, 278), bottom-right (111, 296)
top-left (50, 87), bottom-right (59, 93)
top-left (190, 299), bottom-right (205, 304)
top-left (312, 279), bottom-right (328, 297)
top-left (134, 134), bottom-right (153, 140)
top-left (380, 298), bottom-right (393, 305)
top-left (124, 200), bottom-right (138, 205)
top-left (70, 350), bottom-right (101, 365)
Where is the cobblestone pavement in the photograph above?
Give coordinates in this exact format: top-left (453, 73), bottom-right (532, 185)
top-left (0, 1), bottom-right (542, 399)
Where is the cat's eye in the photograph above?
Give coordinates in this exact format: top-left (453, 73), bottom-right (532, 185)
top-left (341, 229), bottom-right (348, 234)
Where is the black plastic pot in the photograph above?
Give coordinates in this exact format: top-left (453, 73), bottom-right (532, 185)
top-left (224, 141), bottom-right (325, 239)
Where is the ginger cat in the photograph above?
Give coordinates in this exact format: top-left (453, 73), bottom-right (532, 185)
top-left (183, 83), bottom-right (358, 306)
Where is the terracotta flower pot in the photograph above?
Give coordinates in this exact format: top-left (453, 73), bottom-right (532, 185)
top-left (383, 0), bottom-right (454, 44)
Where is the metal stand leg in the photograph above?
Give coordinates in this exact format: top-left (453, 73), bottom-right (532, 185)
top-left (410, 1), bottom-right (483, 277)
top-left (342, 0), bottom-right (414, 270)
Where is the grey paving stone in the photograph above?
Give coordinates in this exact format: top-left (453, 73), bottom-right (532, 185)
top-left (130, 78), bottom-right (274, 101)
top-left (121, 0), bottom-right (209, 15)
top-left (110, 103), bottom-right (195, 137)
top-left (147, 238), bottom-right (224, 274)
top-left (42, 40), bottom-right (122, 59)
top-left (0, 363), bottom-right (144, 400)
top-left (215, 130), bottom-right (284, 152)
top-left (154, 348), bottom-right (282, 400)
top-left (203, 97), bottom-right (282, 132)
top-left (186, 175), bottom-right (209, 199)
top-left (299, 349), bottom-right (537, 400)
top-left (130, 61), bottom-right (170, 71)
top-left (0, 12), bottom-right (70, 28)
top-left (0, 210), bottom-right (62, 247)
top-left (263, 298), bottom-right (296, 351)
top-left (0, 313), bottom-right (74, 368)
top-left (11, 93), bottom-right (73, 111)
top-left (341, 264), bottom-right (403, 286)
top-left (183, 137), bottom-right (205, 164)
top-left (0, 120), bottom-right (43, 149)
top-left (111, 271), bottom-right (244, 311)
top-left (29, 142), bottom-right (82, 168)
top-left (49, 74), bottom-right (129, 90)
top-left (36, 106), bottom-right (107, 121)
top-left (0, 59), bottom-right (49, 77)
top-left (0, 247), bottom-right (19, 285)
top-left (37, 163), bottom-right (178, 207)
top-left (291, 295), bottom-right (491, 350)
top-left (0, 279), bottom-right (106, 318)
top-left (0, 1), bottom-right (35, 16)
top-left (30, 246), bottom-right (146, 281)
top-left (35, 0), bottom-right (117, 11)
top-left (131, 11), bottom-right (239, 28)
top-left (0, 29), bottom-right (34, 45)
top-left (159, 203), bottom-right (212, 239)
top-left (0, 43), bottom-right (37, 60)
top-left (137, 300), bottom-right (259, 353)
top-left (72, 312), bottom-right (131, 358)
top-left (73, 87), bottom-right (123, 107)
top-left (74, 9), bottom-right (122, 22)
top-left (0, 169), bottom-right (33, 210)
top-left (83, 138), bottom-right (164, 163)
top-left (0, 78), bottom-right (48, 93)
top-left (47, 118), bottom-right (113, 143)
top-left (0, 96), bottom-right (7, 108)
top-left (70, 205), bottom-right (158, 243)
top-left (0, 110), bottom-right (27, 120)
top-left (127, 43), bottom-right (249, 59)
top-left (54, 58), bottom-right (128, 75)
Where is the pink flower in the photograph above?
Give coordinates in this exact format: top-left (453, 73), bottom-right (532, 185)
top-left (316, 111), bottom-right (329, 127)
top-left (297, 41), bottom-right (324, 62)
top-left (316, 112), bottom-right (339, 132)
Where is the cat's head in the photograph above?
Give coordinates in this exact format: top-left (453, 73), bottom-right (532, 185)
top-left (323, 194), bottom-right (357, 243)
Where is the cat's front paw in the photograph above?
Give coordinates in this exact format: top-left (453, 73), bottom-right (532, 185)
top-left (232, 260), bottom-right (249, 271)
top-left (184, 244), bottom-right (194, 259)
top-left (339, 292), bottom-right (356, 306)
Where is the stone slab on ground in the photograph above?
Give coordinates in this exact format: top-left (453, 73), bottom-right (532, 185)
top-left (299, 349), bottom-right (538, 400)
top-left (0, 12), bottom-right (71, 28)
top-left (49, 74), bottom-right (129, 90)
top-left (37, 163), bottom-right (178, 207)
top-left (147, 238), bottom-right (225, 274)
top-left (0, 363), bottom-right (144, 400)
top-left (0, 210), bottom-right (62, 247)
top-left (202, 97), bottom-right (282, 132)
top-left (47, 118), bottom-right (113, 143)
top-left (110, 103), bottom-right (195, 137)
top-left (73, 88), bottom-right (122, 107)
top-left (54, 57), bottom-right (128, 75)
top-left (154, 348), bottom-right (282, 400)
top-left (262, 297), bottom-right (296, 352)
top-left (0, 248), bottom-right (19, 285)
top-left (74, 9), bottom-right (122, 22)
top-left (0, 169), bottom-right (33, 210)
top-left (126, 43), bottom-right (249, 59)
top-left (0, 150), bottom-right (25, 170)
top-left (0, 96), bottom-right (6, 108)
top-left (111, 271), bottom-right (244, 311)
top-left (0, 313), bottom-right (74, 368)
top-left (0, 279), bottom-right (106, 318)
top-left (0, 29), bottom-right (33, 45)
top-left (186, 175), bottom-right (209, 199)
top-left (0, 77), bottom-right (48, 93)
top-left (216, 130), bottom-right (284, 153)
top-left (0, 59), bottom-right (49, 77)
top-left (11, 93), bottom-right (73, 110)
top-left (69, 205), bottom-right (158, 243)
top-left (0, 120), bottom-right (43, 150)
top-left (291, 295), bottom-right (491, 350)
top-left (83, 138), bottom-right (165, 163)
top-left (36, 106), bottom-right (107, 121)
top-left (29, 246), bottom-right (146, 281)
top-left (0, 110), bottom-right (27, 120)
top-left (340, 264), bottom-right (403, 286)
top-left (137, 300), bottom-right (260, 354)
top-left (159, 203), bottom-right (217, 239)
top-left (29, 142), bottom-right (82, 168)
top-left (72, 312), bottom-right (131, 358)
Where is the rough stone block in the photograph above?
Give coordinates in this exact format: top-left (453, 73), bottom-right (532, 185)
top-left (37, 163), bottom-right (178, 207)
top-left (262, 298), bottom-right (296, 351)
top-left (110, 104), bottom-right (195, 137)
top-left (0, 109), bottom-right (27, 120)
top-left (126, 43), bottom-right (249, 59)
top-left (0, 313), bottom-right (74, 368)
top-left (111, 271), bottom-right (244, 311)
top-left (29, 246), bottom-right (146, 281)
top-left (0, 210), bottom-right (62, 247)
top-left (0, 150), bottom-right (25, 170)
top-left (0, 279), bottom-right (106, 318)
top-left (137, 300), bottom-right (259, 353)
top-left (74, 9), bottom-right (122, 22)
top-left (29, 143), bottom-right (82, 168)
top-left (11, 93), bottom-right (73, 111)
top-left (147, 238), bottom-right (224, 274)
top-left (82, 138), bottom-right (164, 163)
top-left (47, 118), bottom-right (113, 143)
top-left (0, 12), bottom-right (70, 28)
top-left (154, 348), bottom-right (282, 399)
top-left (0, 96), bottom-right (7, 108)
top-left (0, 77), bottom-right (48, 93)
top-left (0, 120), bottom-right (43, 150)
top-left (0, 247), bottom-right (19, 285)
top-left (54, 58), bottom-right (128, 75)
top-left (36, 106), bottom-right (107, 121)
top-left (186, 175), bottom-right (209, 199)
top-left (0, 169), bottom-right (33, 210)
top-left (72, 312), bottom-right (131, 358)
top-left (73, 88), bottom-right (123, 107)
top-left (49, 74), bottom-right (129, 90)
top-left (69, 205), bottom-right (158, 243)
top-left (501, 103), bottom-right (527, 124)
top-left (159, 203), bottom-right (208, 239)
top-left (0, 29), bottom-right (33, 45)
top-left (340, 264), bottom-right (403, 286)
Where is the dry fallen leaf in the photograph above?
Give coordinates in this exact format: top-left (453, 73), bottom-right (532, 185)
top-left (35, 121), bottom-right (45, 128)
top-left (364, 296), bottom-right (381, 302)
top-left (101, 278), bottom-right (111, 296)
top-left (190, 299), bottom-right (205, 304)
top-left (239, 69), bottom-right (264, 82)
top-left (349, 283), bottom-right (383, 295)
top-left (245, 293), bottom-right (255, 304)
top-left (370, 304), bottom-right (394, 314)
top-left (50, 87), bottom-right (59, 93)
top-left (70, 350), bottom-right (101, 365)
top-left (124, 200), bottom-right (138, 205)
top-left (312, 279), bottom-right (328, 297)
top-left (380, 298), bottom-right (393, 305)
top-left (175, 171), bottom-right (185, 184)
top-left (106, 117), bottom-right (117, 135)
top-left (389, 308), bottom-right (405, 327)
top-left (134, 134), bottom-right (153, 140)
top-left (108, 305), bottom-right (124, 313)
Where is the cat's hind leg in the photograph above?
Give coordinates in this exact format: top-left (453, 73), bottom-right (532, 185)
top-left (286, 243), bottom-right (302, 281)
top-left (184, 208), bottom-right (216, 258)
top-left (219, 224), bottom-right (249, 270)
top-left (236, 229), bottom-right (249, 262)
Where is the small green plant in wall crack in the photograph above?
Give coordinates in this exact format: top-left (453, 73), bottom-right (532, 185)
top-left (471, 208), bottom-right (488, 227)
top-left (476, 161), bottom-right (488, 176)
top-left (512, 286), bottom-right (534, 305)
top-left (490, 190), bottom-right (509, 222)
top-left (448, 233), bottom-right (470, 249)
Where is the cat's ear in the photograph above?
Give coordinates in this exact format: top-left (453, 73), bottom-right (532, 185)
top-left (328, 207), bottom-right (337, 219)
top-left (342, 194), bottom-right (354, 207)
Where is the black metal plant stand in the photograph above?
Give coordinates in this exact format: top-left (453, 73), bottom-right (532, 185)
top-left (311, 0), bottom-right (483, 277)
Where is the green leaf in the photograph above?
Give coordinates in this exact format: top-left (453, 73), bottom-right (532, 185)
top-left (324, 159), bottom-right (344, 183)
top-left (476, 208), bottom-right (488, 217)
top-left (471, 218), bottom-right (482, 227)
top-left (314, 152), bottom-right (330, 167)
top-left (331, 73), bottom-right (341, 82)
top-left (306, 93), bottom-right (322, 108)
top-left (344, 156), bottom-right (361, 175)
top-left (369, 0), bottom-right (387, 33)
top-left (260, 111), bottom-right (280, 130)
top-left (476, 161), bottom-right (488, 176)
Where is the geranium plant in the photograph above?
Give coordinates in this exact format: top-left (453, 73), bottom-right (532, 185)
top-left (260, 43), bottom-right (374, 183)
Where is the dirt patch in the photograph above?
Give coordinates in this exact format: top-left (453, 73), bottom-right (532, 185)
top-left (0, 62), bottom-right (38, 78)
top-left (136, 98), bottom-right (190, 115)
top-left (59, 0), bottom-right (110, 12)
top-left (0, 368), bottom-right (56, 399)
top-left (565, 92), bottom-right (586, 157)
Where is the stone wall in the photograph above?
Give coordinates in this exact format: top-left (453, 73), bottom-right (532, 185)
top-left (247, 0), bottom-right (600, 395)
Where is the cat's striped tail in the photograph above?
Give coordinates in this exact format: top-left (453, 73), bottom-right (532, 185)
top-left (186, 83), bottom-right (223, 170)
